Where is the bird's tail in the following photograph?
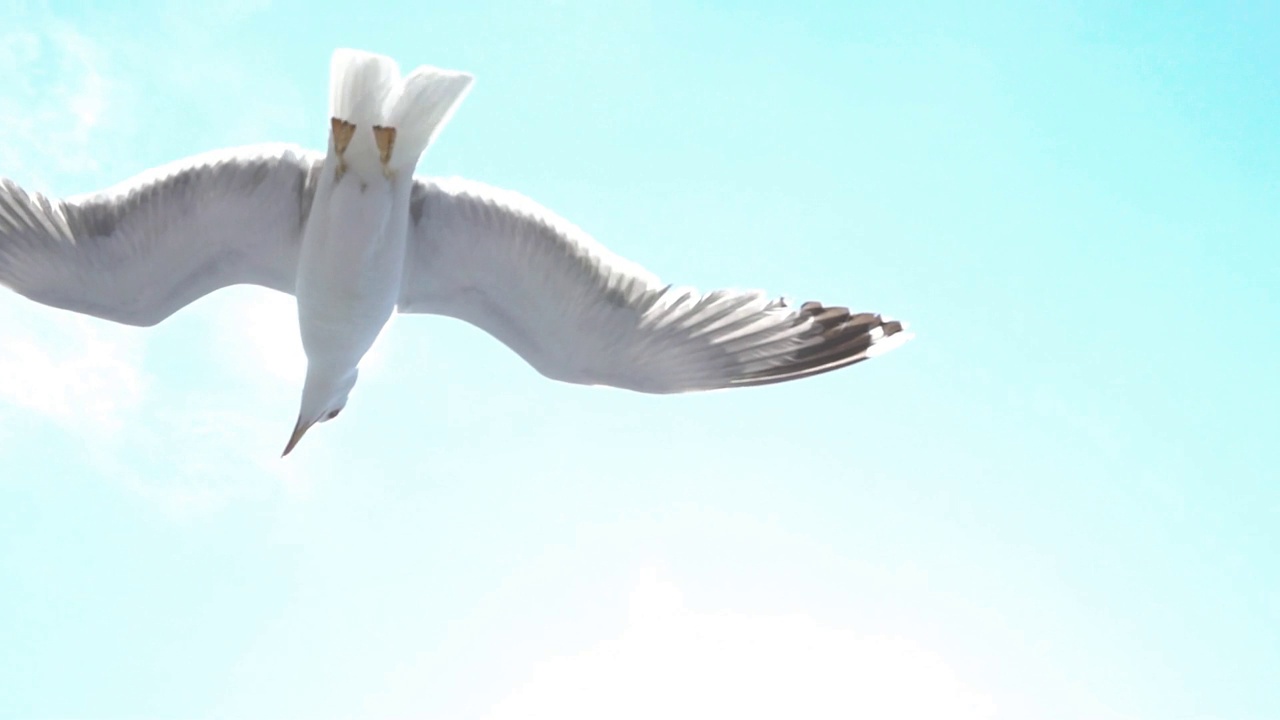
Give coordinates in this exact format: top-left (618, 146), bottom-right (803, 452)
top-left (329, 49), bottom-right (397, 128)
top-left (328, 49), bottom-right (474, 176)
top-left (383, 65), bottom-right (474, 171)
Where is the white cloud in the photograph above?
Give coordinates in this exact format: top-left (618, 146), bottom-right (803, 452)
top-left (0, 12), bottom-right (114, 189)
top-left (0, 297), bottom-right (303, 515)
top-left (484, 569), bottom-right (996, 720)
top-left (0, 302), bottom-right (146, 435)
top-left (210, 290), bottom-right (308, 385)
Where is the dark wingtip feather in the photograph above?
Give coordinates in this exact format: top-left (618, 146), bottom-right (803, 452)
top-left (730, 301), bottom-right (913, 388)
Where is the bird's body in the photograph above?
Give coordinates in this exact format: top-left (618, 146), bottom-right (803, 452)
top-left (297, 154), bottom-right (403, 369)
top-left (0, 48), bottom-right (914, 457)
top-left (287, 149), bottom-right (408, 451)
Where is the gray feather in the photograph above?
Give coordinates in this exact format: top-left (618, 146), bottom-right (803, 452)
top-left (0, 144), bottom-right (322, 326)
top-left (400, 177), bottom-right (912, 393)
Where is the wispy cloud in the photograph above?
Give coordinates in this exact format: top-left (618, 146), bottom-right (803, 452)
top-left (211, 290), bottom-right (309, 386)
top-left (0, 296), bottom-right (306, 516)
top-left (0, 305), bottom-right (145, 434)
top-left (484, 569), bottom-right (996, 720)
top-left (0, 9), bottom-right (114, 190)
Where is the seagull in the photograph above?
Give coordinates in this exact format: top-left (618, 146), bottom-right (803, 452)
top-left (0, 48), bottom-right (913, 457)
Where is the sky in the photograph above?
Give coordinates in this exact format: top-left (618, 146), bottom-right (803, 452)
top-left (0, 0), bottom-right (1276, 718)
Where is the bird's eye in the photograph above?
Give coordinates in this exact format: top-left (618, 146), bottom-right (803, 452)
top-left (326, 409), bottom-right (341, 420)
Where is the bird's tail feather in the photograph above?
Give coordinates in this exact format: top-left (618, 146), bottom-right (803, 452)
top-left (328, 48), bottom-right (473, 174)
top-left (329, 49), bottom-right (397, 127)
top-left (383, 66), bottom-right (474, 170)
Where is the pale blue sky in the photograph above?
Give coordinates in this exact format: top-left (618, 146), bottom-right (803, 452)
top-left (1, 1), bottom-right (1276, 718)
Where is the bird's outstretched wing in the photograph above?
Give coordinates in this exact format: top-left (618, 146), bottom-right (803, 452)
top-left (0, 144), bottom-right (323, 327)
top-left (399, 177), bottom-right (912, 393)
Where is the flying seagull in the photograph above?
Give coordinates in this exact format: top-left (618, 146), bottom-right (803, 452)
top-left (0, 48), bottom-right (913, 457)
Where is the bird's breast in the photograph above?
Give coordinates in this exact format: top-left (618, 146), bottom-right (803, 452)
top-left (295, 171), bottom-right (410, 366)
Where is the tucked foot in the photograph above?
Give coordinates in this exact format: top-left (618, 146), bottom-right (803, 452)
top-left (331, 117), bottom-right (356, 179)
top-left (373, 125), bottom-right (396, 178)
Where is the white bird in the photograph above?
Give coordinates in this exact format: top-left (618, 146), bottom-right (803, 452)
top-left (0, 48), bottom-right (913, 457)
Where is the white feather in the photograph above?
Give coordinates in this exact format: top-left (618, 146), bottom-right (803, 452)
top-left (385, 67), bottom-right (474, 171)
top-left (329, 48), bottom-right (396, 125)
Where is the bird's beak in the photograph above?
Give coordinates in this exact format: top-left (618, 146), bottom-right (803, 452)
top-left (282, 416), bottom-right (314, 457)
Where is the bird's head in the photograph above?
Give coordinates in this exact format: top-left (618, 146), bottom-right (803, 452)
top-left (283, 366), bottom-right (359, 456)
